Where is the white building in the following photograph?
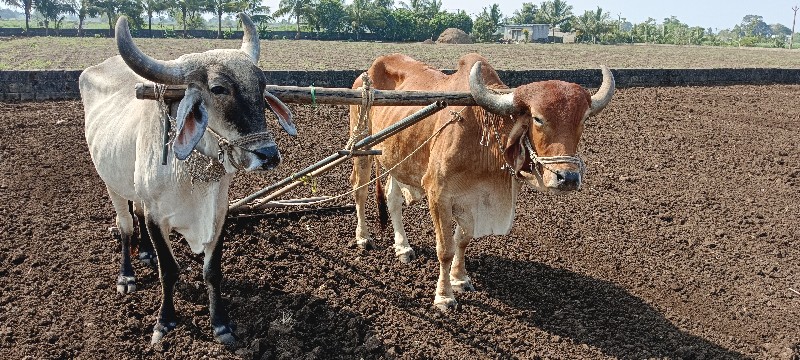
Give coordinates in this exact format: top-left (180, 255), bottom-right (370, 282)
top-left (502, 24), bottom-right (550, 42)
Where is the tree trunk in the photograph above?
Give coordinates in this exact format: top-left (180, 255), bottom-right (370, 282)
top-left (182, 9), bottom-right (187, 38)
top-left (218, 11), bottom-right (222, 39)
top-left (25, 8), bottom-right (30, 32)
top-left (108, 14), bottom-right (114, 37)
top-left (296, 14), bottom-right (301, 39)
top-left (148, 12), bottom-right (153, 37)
top-left (78, 16), bottom-right (84, 37)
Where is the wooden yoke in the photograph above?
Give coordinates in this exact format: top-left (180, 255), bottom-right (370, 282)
top-left (135, 83), bottom-right (514, 106)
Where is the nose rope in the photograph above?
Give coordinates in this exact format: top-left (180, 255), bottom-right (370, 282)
top-left (165, 115), bottom-right (275, 182)
top-left (522, 136), bottom-right (586, 180)
top-left (204, 127), bottom-right (276, 172)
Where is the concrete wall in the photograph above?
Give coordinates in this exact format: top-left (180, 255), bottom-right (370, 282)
top-left (2, 68), bottom-right (800, 102)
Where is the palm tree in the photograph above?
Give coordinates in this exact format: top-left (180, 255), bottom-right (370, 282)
top-left (1, 0), bottom-right (20, 10)
top-left (33, 0), bottom-right (76, 35)
top-left (347, 0), bottom-right (375, 40)
top-left (142, 0), bottom-right (170, 35)
top-left (273, 0), bottom-right (312, 38)
top-left (541, 0), bottom-right (572, 42)
top-left (172, 0), bottom-right (210, 38)
top-left (20, 0), bottom-right (33, 32)
top-left (76, 0), bottom-right (100, 36)
top-left (242, 0), bottom-right (271, 25)
top-left (207, 0), bottom-right (246, 38)
top-left (574, 7), bottom-right (609, 43)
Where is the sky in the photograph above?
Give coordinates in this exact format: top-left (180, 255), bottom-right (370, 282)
top-left (436, 0), bottom-right (798, 31)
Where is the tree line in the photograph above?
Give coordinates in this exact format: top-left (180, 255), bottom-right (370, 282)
top-left (1, 0), bottom-right (796, 48)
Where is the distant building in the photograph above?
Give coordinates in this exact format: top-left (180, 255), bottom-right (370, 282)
top-left (502, 24), bottom-right (549, 42)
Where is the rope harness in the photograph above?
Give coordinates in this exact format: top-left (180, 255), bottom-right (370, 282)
top-left (155, 84), bottom-right (275, 183)
top-left (479, 110), bottom-right (585, 184)
top-left (522, 135), bottom-right (586, 185)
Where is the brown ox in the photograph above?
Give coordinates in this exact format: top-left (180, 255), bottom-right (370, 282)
top-left (349, 53), bottom-right (614, 310)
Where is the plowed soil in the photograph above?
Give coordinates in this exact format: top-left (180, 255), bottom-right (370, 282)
top-left (1, 85), bottom-right (799, 359)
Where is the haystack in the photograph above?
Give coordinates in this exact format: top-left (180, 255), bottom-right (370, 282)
top-left (421, 38), bottom-right (435, 44)
top-left (436, 28), bottom-right (472, 44)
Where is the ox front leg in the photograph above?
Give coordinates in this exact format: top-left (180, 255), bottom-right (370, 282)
top-left (108, 191), bottom-right (137, 294)
top-left (450, 224), bottom-right (475, 292)
top-left (145, 217), bottom-right (180, 344)
top-left (428, 194), bottom-right (458, 311)
top-left (204, 235), bottom-right (235, 345)
top-left (386, 176), bottom-right (415, 263)
top-left (350, 154), bottom-right (374, 250)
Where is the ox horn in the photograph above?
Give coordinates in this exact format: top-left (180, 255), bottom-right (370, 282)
top-left (239, 13), bottom-right (260, 64)
top-left (116, 16), bottom-right (185, 85)
top-left (469, 61), bottom-right (516, 116)
top-left (589, 66), bottom-right (615, 117)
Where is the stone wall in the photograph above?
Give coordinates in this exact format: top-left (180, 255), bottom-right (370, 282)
top-left (0, 28), bottom-right (381, 41)
top-left (1, 68), bottom-right (799, 102)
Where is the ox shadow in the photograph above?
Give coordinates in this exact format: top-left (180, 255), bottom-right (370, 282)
top-left (225, 213), bottom-right (521, 358)
top-left (471, 255), bottom-right (744, 359)
top-left (214, 214), bottom-right (384, 359)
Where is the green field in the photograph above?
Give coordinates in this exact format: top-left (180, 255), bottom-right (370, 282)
top-left (0, 36), bottom-right (798, 71)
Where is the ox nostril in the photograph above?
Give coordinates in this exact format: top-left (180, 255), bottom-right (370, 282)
top-left (556, 170), bottom-right (581, 189)
top-left (253, 146), bottom-right (280, 169)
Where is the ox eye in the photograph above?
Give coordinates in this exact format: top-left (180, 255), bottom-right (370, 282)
top-left (210, 85), bottom-right (229, 95)
top-left (533, 116), bottom-right (544, 126)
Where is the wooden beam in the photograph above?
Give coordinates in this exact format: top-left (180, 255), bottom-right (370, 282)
top-left (135, 83), bottom-right (513, 106)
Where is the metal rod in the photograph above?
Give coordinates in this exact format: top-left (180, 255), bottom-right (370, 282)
top-left (336, 150), bottom-right (382, 156)
top-left (249, 156), bottom-right (349, 210)
top-left (228, 100), bottom-right (448, 213)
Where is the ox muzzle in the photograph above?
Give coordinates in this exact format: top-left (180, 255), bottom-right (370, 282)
top-left (520, 136), bottom-right (585, 193)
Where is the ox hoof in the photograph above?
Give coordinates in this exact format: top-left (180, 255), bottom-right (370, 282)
top-left (116, 275), bottom-right (136, 294)
top-left (151, 322), bottom-right (176, 344)
top-left (355, 238), bottom-right (375, 251)
top-left (139, 251), bottom-right (157, 267)
top-left (433, 296), bottom-right (457, 312)
top-left (451, 278), bottom-right (475, 293)
top-left (395, 247), bottom-right (416, 264)
top-left (214, 324), bottom-right (237, 345)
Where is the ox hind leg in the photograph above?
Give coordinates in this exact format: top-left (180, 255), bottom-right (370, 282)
top-left (107, 189), bottom-right (137, 294)
top-left (450, 223), bottom-right (475, 292)
top-left (131, 202), bottom-right (157, 267)
top-left (385, 175), bottom-right (415, 263)
top-left (350, 150), bottom-right (374, 250)
top-left (142, 215), bottom-right (180, 344)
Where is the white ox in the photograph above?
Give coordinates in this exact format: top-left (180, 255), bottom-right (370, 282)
top-left (80, 14), bottom-right (295, 344)
top-left (350, 54), bottom-right (614, 310)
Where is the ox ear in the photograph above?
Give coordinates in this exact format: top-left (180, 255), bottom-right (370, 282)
top-left (503, 120), bottom-right (529, 174)
top-left (265, 90), bottom-right (296, 136)
top-left (173, 88), bottom-right (209, 160)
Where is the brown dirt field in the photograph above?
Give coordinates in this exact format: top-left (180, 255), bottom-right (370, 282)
top-left (1, 85), bottom-right (799, 359)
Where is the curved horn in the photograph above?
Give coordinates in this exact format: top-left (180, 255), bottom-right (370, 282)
top-left (115, 16), bottom-right (184, 85)
top-left (239, 13), bottom-right (260, 64)
top-left (469, 61), bottom-right (516, 116)
top-left (589, 66), bottom-right (615, 117)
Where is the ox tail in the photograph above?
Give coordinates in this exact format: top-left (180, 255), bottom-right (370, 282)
top-left (374, 162), bottom-right (388, 232)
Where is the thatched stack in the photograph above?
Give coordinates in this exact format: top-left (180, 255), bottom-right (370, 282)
top-left (436, 28), bottom-right (472, 44)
